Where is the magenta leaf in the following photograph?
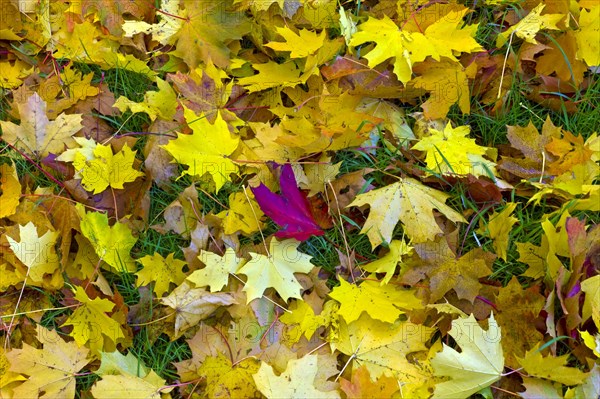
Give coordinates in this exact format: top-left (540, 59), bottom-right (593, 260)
top-left (251, 164), bottom-right (324, 241)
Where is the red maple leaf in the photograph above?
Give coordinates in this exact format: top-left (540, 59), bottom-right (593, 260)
top-left (251, 164), bottom-right (325, 241)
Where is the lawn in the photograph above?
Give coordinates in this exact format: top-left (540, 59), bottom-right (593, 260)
top-left (0, 0), bottom-right (599, 398)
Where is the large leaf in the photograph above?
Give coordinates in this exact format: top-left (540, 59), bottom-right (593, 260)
top-left (431, 314), bottom-right (504, 399)
top-left (252, 164), bottom-right (324, 241)
top-left (348, 178), bottom-right (465, 248)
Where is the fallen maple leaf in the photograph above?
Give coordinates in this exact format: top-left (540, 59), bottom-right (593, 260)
top-left (162, 107), bottom-right (239, 192)
top-left (0, 93), bottom-right (82, 157)
top-left (253, 354), bottom-right (340, 399)
top-left (6, 222), bottom-right (60, 285)
top-left (61, 139), bottom-right (144, 194)
top-left (334, 314), bottom-right (434, 396)
top-left (348, 177), bottom-right (466, 248)
top-left (91, 373), bottom-right (168, 399)
top-left (517, 343), bottom-right (588, 386)
top-left (575, 6), bottom-right (600, 66)
top-left (186, 248), bottom-right (246, 292)
top-left (328, 279), bottom-right (423, 324)
top-left (136, 253), bottom-right (187, 297)
top-left (252, 164), bottom-right (324, 241)
top-left (431, 314), bottom-right (504, 399)
top-left (161, 281), bottom-right (236, 338)
top-left (62, 286), bottom-right (129, 354)
top-left (361, 239), bottom-right (413, 285)
top-left (6, 326), bottom-right (90, 399)
top-left (77, 205), bottom-right (137, 272)
top-left (237, 238), bottom-right (315, 303)
top-left (496, 4), bottom-right (564, 47)
top-left (340, 365), bottom-right (399, 399)
top-left (480, 202), bottom-right (519, 261)
top-left (194, 354), bottom-right (261, 398)
top-left (265, 27), bottom-right (326, 58)
top-left (0, 162), bottom-right (21, 218)
top-left (280, 299), bottom-right (323, 343)
top-left (411, 122), bottom-right (495, 176)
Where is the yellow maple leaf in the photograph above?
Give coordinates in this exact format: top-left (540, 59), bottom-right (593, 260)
top-left (237, 238), bottom-right (315, 303)
top-left (340, 365), bottom-right (400, 399)
top-left (78, 206), bottom-right (137, 272)
top-left (6, 326), bottom-right (90, 399)
top-left (163, 107), bottom-right (239, 192)
top-left (0, 161), bottom-right (21, 219)
top-left (136, 253), bottom-right (187, 297)
top-left (299, 158), bottom-right (342, 196)
top-left (362, 239), bottom-right (413, 285)
top-left (122, 0), bottom-right (181, 44)
top-left (91, 373), bottom-right (168, 399)
top-left (411, 59), bottom-right (478, 119)
top-left (412, 240), bottom-right (493, 303)
top-left (265, 27), bottom-right (326, 58)
top-left (349, 15), bottom-right (435, 84)
top-left (0, 347), bottom-right (26, 397)
top-left (575, 6), bottom-right (600, 66)
top-left (40, 66), bottom-right (100, 119)
top-left (217, 191), bottom-right (264, 235)
top-left (6, 222), bottom-right (60, 285)
top-left (123, 0), bottom-right (249, 68)
top-left (482, 202), bottom-right (519, 261)
top-left (187, 248), bottom-right (246, 292)
top-left (160, 281), bottom-right (236, 338)
top-left (96, 350), bottom-right (151, 377)
top-left (582, 275), bottom-right (599, 328)
top-left (113, 78), bottom-right (177, 121)
top-left (62, 286), bottom-right (128, 354)
top-left (0, 60), bottom-right (32, 88)
top-left (0, 93), bottom-right (82, 157)
top-left (579, 330), bottom-right (600, 357)
top-left (545, 130), bottom-right (594, 175)
top-left (348, 178), bottom-right (466, 248)
top-left (329, 279), bottom-right (423, 324)
top-left (91, 351), bottom-right (174, 397)
top-left (517, 343), bottom-right (588, 386)
top-left (72, 141), bottom-right (144, 194)
top-left (253, 355), bottom-right (340, 399)
top-left (412, 122), bottom-right (496, 176)
top-left (196, 354), bottom-right (261, 398)
top-left (432, 314), bottom-right (504, 399)
top-left (496, 4), bottom-right (564, 47)
top-left (237, 61), bottom-right (304, 92)
top-left (423, 8), bottom-right (483, 61)
top-left (350, 8), bottom-right (481, 84)
top-left (334, 314), bottom-right (434, 396)
top-left (280, 300), bottom-right (323, 343)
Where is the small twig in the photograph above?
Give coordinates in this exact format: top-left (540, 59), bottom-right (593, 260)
top-left (242, 186), bottom-right (269, 257)
top-left (2, 140), bottom-right (68, 192)
top-left (326, 181), bottom-right (355, 283)
top-left (498, 31), bottom-right (516, 100)
top-left (4, 267), bottom-right (30, 350)
top-left (211, 325), bottom-right (235, 364)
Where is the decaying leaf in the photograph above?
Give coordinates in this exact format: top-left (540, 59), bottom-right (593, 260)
top-left (160, 281), bottom-right (236, 337)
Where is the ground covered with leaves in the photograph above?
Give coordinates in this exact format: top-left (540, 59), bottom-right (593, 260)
top-left (0, 0), bottom-right (599, 398)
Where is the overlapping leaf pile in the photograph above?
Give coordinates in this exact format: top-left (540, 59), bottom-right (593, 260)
top-left (0, 0), bottom-right (599, 397)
